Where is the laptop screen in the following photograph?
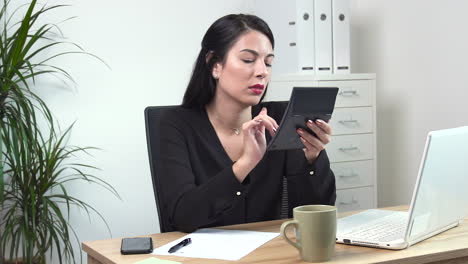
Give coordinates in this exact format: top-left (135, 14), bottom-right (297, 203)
top-left (407, 126), bottom-right (468, 242)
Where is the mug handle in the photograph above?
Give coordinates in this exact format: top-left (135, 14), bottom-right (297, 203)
top-left (280, 220), bottom-right (301, 251)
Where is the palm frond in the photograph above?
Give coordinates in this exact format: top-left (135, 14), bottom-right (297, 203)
top-left (0, 0), bottom-right (117, 263)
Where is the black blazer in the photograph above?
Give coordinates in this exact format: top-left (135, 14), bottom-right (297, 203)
top-left (156, 102), bottom-right (336, 232)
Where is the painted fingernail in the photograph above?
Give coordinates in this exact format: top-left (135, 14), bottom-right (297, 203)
top-left (308, 120), bottom-right (314, 124)
top-left (316, 119), bottom-right (326, 124)
top-left (297, 129), bottom-right (303, 135)
top-left (255, 119), bottom-right (263, 123)
top-left (273, 127), bottom-right (277, 132)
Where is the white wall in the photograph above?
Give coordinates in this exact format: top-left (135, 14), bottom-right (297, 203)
top-left (35, 0), bottom-right (254, 261)
top-left (350, 0), bottom-right (468, 206)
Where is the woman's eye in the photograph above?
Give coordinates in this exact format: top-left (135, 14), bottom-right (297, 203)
top-left (265, 62), bottom-right (272, 67)
top-left (242, 59), bottom-right (254, 64)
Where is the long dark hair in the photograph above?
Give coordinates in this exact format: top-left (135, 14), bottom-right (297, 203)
top-left (182, 14), bottom-right (274, 109)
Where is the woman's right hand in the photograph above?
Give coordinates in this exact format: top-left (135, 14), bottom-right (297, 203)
top-left (233, 107), bottom-right (278, 182)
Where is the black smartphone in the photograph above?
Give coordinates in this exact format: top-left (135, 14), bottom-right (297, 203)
top-left (120, 237), bottom-right (153, 255)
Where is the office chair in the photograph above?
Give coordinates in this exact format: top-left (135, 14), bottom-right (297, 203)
top-left (144, 105), bottom-right (176, 233)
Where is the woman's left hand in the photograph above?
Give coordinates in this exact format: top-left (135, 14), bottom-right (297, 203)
top-left (296, 119), bottom-right (332, 164)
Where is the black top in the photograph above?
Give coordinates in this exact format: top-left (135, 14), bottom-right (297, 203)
top-left (156, 102), bottom-right (336, 232)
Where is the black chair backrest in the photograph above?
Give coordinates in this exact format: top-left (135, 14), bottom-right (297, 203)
top-left (144, 105), bottom-right (176, 233)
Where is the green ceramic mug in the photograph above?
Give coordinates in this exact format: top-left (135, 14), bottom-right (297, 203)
top-left (280, 205), bottom-right (337, 262)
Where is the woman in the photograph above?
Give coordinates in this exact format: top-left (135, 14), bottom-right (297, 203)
top-left (157, 14), bottom-right (336, 233)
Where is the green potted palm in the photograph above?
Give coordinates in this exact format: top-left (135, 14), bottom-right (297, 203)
top-left (0, 0), bottom-right (118, 263)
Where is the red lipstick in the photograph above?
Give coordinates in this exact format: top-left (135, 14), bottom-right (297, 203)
top-left (249, 84), bottom-right (265, 95)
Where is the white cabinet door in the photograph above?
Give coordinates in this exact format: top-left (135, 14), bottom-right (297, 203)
top-left (332, 160), bottom-right (374, 189)
top-left (331, 107), bottom-right (373, 135)
top-left (336, 187), bottom-right (374, 212)
top-left (318, 80), bottom-right (373, 107)
top-left (327, 134), bottom-right (373, 162)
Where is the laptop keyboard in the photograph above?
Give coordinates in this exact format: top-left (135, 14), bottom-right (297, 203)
top-left (340, 211), bottom-right (408, 242)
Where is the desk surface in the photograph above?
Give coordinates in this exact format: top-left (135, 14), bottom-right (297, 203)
top-left (82, 206), bottom-right (468, 264)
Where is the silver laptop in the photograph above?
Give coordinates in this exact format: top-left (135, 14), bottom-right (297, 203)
top-left (336, 126), bottom-right (468, 249)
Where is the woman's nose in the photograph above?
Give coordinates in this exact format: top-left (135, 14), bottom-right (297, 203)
top-left (255, 61), bottom-right (269, 79)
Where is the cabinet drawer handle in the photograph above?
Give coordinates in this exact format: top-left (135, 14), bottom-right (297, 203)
top-left (339, 90), bottom-right (358, 96)
top-left (339, 197), bottom-right (358, 205)
top-left (338, 120), bottom-right (359, 125)
top-left (339, 146), bottom-right (359, 152)
top-left (338, 173), bottom-right (359, 178)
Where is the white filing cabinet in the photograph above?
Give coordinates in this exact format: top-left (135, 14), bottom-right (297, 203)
top-left (265, 73), bottom-right (377, 213)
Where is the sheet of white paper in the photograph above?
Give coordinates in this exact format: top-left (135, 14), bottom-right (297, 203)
top-left (152, 228), bottom-right (279, 261)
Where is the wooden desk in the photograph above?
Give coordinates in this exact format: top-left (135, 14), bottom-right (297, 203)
top-left (82, 206), bottom-right (468, 264)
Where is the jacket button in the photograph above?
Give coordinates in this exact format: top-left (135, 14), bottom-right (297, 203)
top-left (309, 170), bottom-right (314, 175)
top-left (236, 191), bottom-right (241, 196)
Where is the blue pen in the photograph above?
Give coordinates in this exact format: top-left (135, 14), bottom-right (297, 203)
top-left (168, 238), bottom-right (191, 253)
